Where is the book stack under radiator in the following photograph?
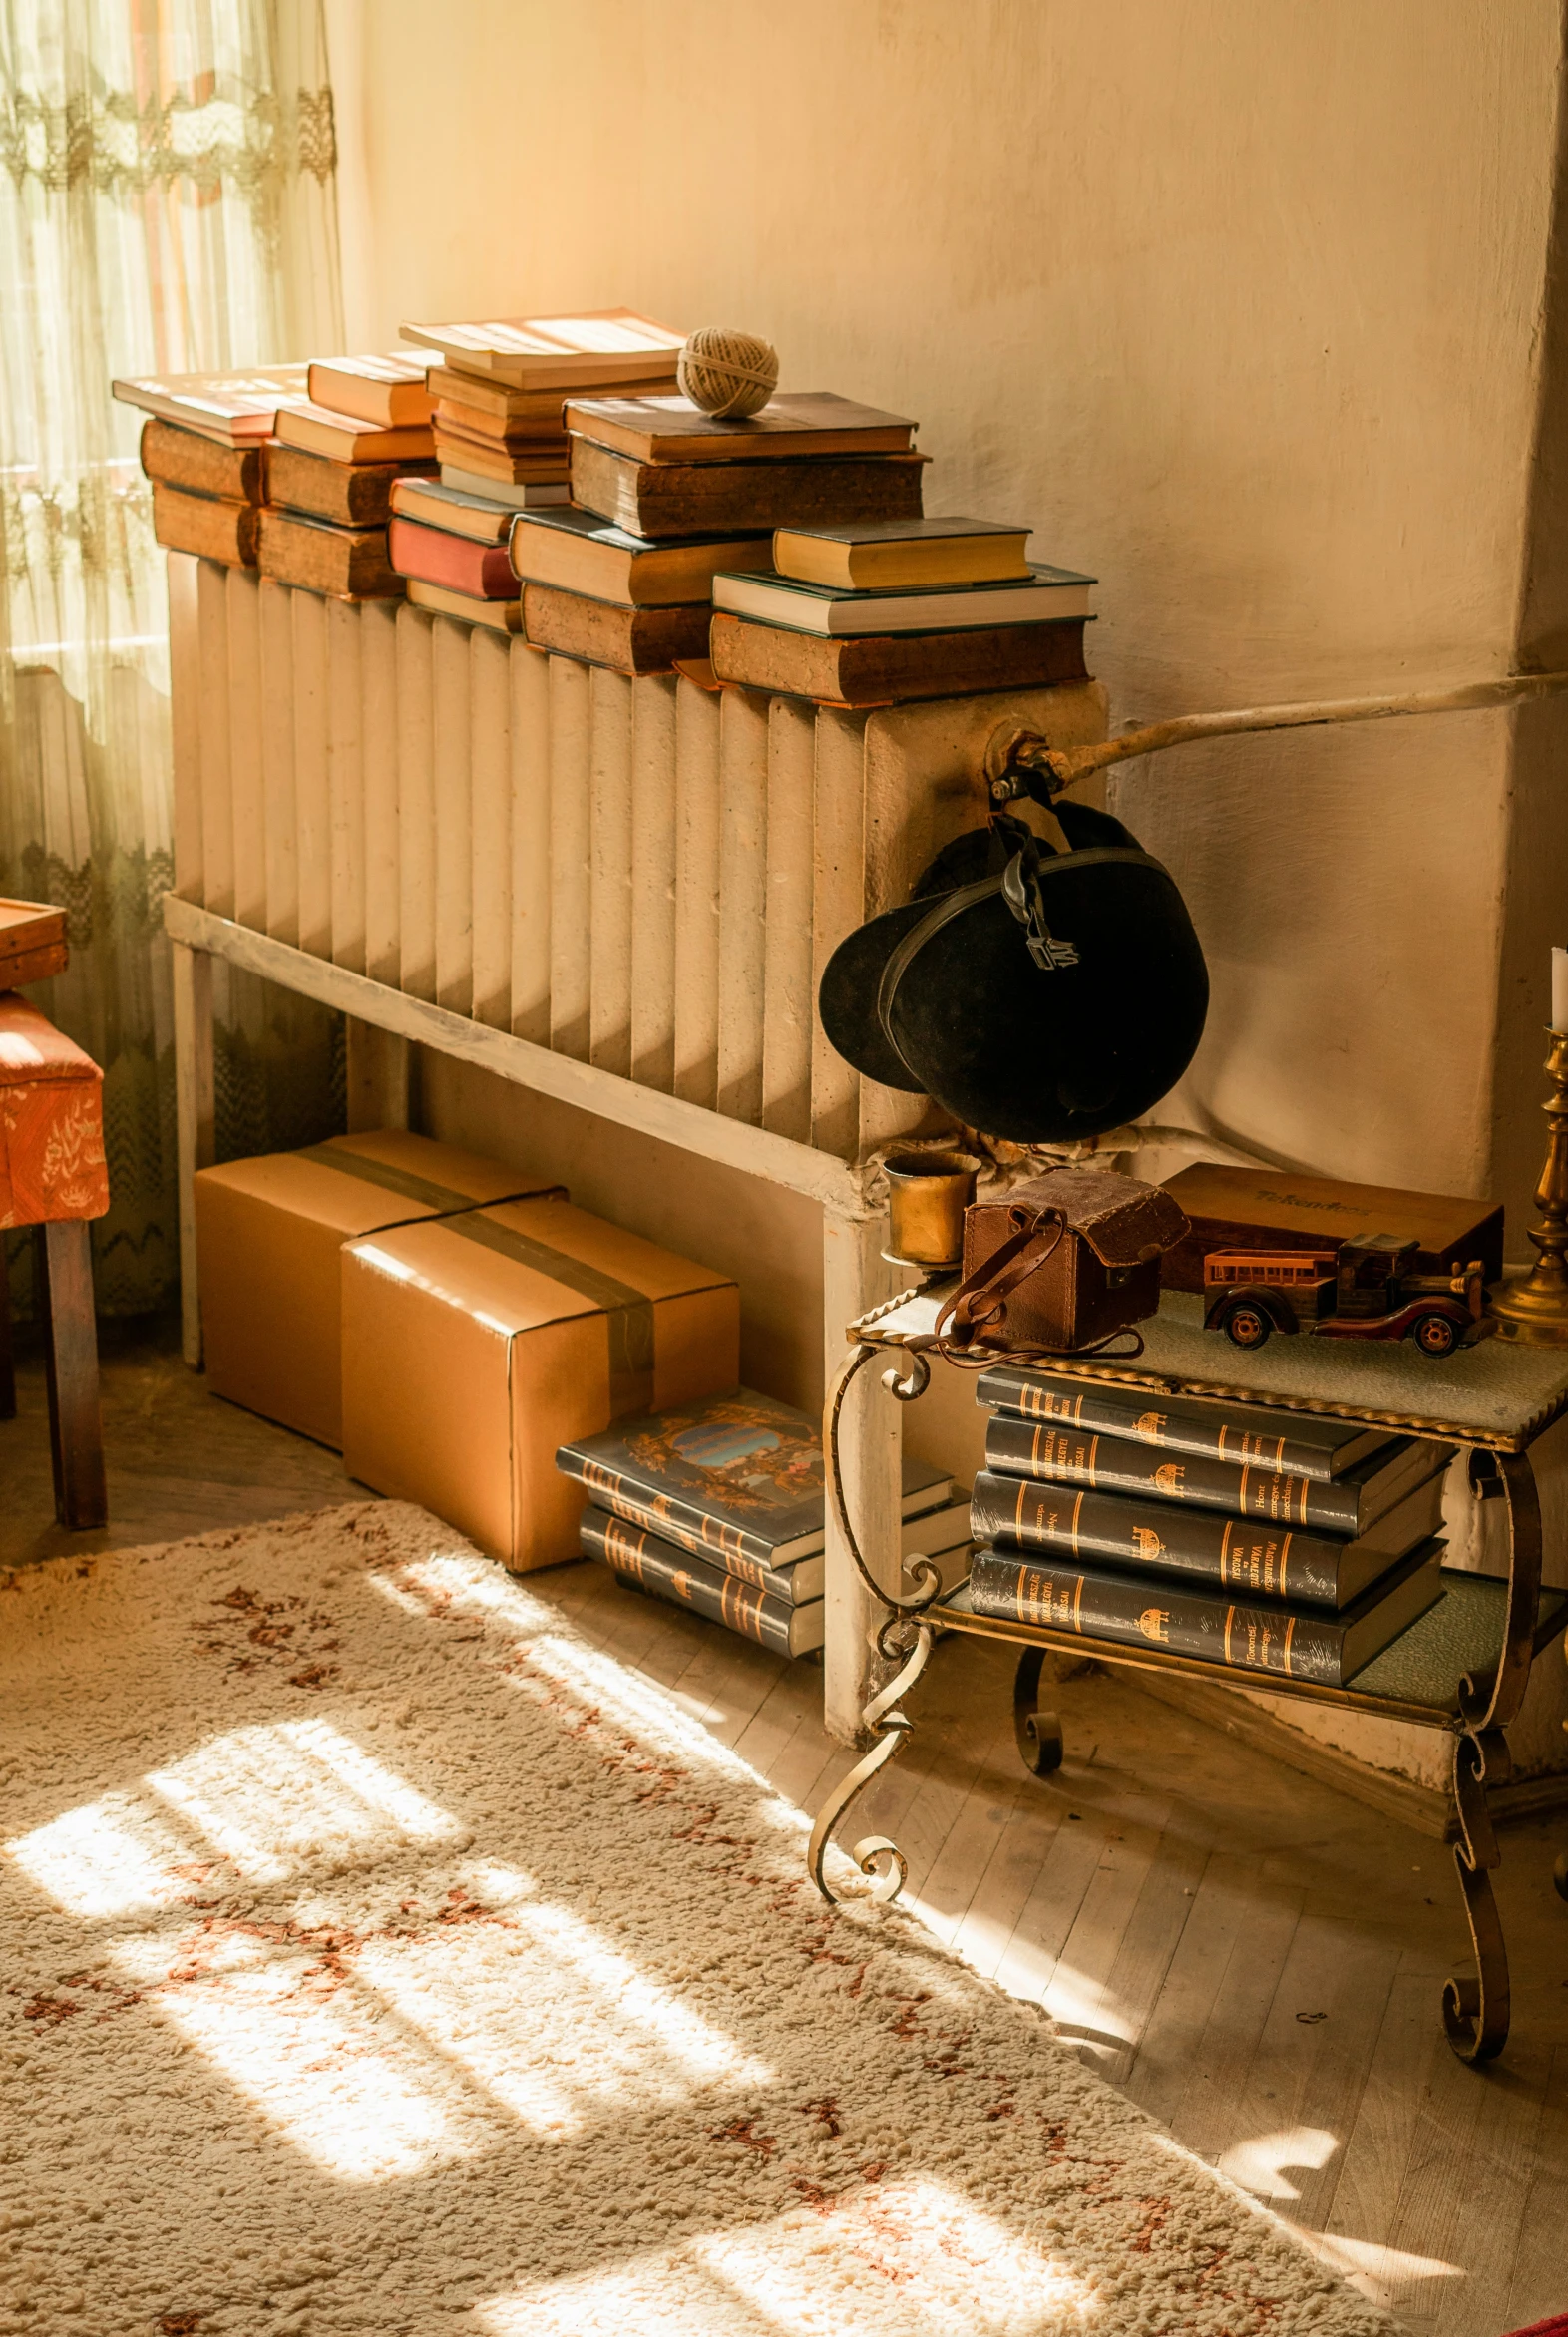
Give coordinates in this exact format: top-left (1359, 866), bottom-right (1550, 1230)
top-left (964, 1364), bottom-right (1457, 1689)
top-left (711, 519), bottom-right (1096, 707)
top-left (263, 354), bottom-right (438, 599)
top-left (557, 1388), bottom-right (972, 1658)
top-left (388, 308), bottom-right (683, 631)
top-left (550, 391), bottom-right (929, 682)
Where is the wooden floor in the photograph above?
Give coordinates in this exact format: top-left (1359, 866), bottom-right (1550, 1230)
top-left (3, 1330), bottom-right (1565, 2335)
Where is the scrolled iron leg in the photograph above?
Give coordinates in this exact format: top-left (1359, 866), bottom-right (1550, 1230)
top-left (1554, 1848), bottom-right (1568, 1904)
top-left (1013, 1647), bottom-right (1064, 1776)
top-left (809, 1621), bottom-right (934, 1907)
top-left (1442, 1727), bottom-right (1512, 2063)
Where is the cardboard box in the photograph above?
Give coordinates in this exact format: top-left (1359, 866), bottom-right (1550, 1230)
top-left (340, 1195), bottom-right (740, 1570)
top-left (1159, 1163), bottom-right (1504, 1293)
top-left (196, 1131), bottom-right (564, 1446)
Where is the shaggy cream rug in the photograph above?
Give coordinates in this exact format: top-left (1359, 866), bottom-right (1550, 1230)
top-left (0, 1503), bottom-right (1395, 2337)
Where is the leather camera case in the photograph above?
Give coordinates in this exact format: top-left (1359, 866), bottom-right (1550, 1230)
top-left (960, 1167), bottom-right (1189, 1354)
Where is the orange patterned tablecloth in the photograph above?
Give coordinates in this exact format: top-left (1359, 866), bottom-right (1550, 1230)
top-left (0, 991), bottom-right (110, 1227)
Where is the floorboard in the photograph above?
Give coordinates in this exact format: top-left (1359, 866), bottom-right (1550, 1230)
top-left (3, 1326), bottom-right (1564, 2337)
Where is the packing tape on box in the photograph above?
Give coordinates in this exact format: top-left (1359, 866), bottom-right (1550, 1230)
top-left (437, 1209), bottom-right (656, 1420)
top-left (294, 1143), bottom-right (567, 1218)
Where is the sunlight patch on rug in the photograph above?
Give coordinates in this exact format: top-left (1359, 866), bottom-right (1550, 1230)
top-left (0, 1503), bottom-right (1397, 2336)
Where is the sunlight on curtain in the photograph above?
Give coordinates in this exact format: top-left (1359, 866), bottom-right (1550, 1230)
top-left (0, 0), bottom-right (345, 1316)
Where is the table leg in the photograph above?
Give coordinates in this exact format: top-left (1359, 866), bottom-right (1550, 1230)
top-left (1013, 1648), bottom-right (1065, 1775)
top-left (821, 1210), bottom-right (897, 1747)
top-left (1440, 1447), bottom-right (1543, 2062)
top-left (37, 1222), bottom-right (107, 1531)
top-left (171, 941), bottom-right (215, 1368)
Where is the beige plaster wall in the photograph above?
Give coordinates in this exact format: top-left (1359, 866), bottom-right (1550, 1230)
top-left (326, 0), bottom-right (1568, 1779)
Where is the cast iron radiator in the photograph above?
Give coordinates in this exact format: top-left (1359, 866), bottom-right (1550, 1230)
top-left (167, 553), bottom-right (1107, 1163)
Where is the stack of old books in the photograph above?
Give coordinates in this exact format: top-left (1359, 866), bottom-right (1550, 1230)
top-left (386, 308), bottom-right (683, 631)
top-left (712, 518), bottom-right (1096, 707)
top-left (964, 1366), bottom-right (1455, 1688)
top-left (527, 390), bottom-right (928, 680)
top-left (116, 365), bottom-right (310, 568)
top-left (263, 353), bottom-right (436, 598)
top-left (557, 1389), bottom-right (971, 1659)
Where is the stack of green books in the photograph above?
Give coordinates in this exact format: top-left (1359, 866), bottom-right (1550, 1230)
top-left (557, 1388), bottom-right (971, 1659)
top-left (965, 1365), bottom-right (1455, 1688)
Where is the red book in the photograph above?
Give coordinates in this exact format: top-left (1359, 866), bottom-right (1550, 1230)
top-left (387, 516), bottom-right (520, 599)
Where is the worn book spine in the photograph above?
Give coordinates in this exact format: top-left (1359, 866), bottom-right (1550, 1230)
top-left (432, 430), bottom-right (570, 485)
top-left (151, 481), bottom-right (259, 569)
top-left (141, 419), bottom-right (266, 503)
top-left (983, 1414), bottom-right (1361, 1532)
top-left (388, 518), bottom-right (518, 598)
top-left (967, 1548), bottom-right (1355, 1684)
top-left (256, 510), bottom-right (403, 599)
top-left (584, 1510), bottom-right (802, 1655)
top-left (559, 1449), bottom-right (782, 1574)
top-left (978, 1365), bottom-right (1345, 1481)
top-left (708, 612), bottom-right (1089, 707)
top-left (522, 585), bottom-right (710, 675)
top-left (969, 1469), bottom-right (1353, 1608)
top-left (266, 445), bottom-right (429, 528)
top-left (570, 439), bottom-right (928, 539)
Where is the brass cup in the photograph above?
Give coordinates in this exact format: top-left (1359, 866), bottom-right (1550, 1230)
top-left (885, 1151), bottom-right (982, 1265)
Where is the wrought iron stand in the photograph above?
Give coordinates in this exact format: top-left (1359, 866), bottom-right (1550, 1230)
top-left (809, 1291), bottom-right (1568, 2067)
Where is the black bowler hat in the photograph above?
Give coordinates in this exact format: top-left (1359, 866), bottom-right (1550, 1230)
top-left (818, 801), bottom-right (1208, 1144)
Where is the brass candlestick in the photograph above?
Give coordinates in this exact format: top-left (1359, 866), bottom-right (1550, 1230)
top-left (1491, 1028), bottom-right (1568, 1344)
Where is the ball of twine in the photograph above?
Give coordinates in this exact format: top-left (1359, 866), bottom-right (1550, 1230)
top-left (677, 327), bottom-right (779, 418)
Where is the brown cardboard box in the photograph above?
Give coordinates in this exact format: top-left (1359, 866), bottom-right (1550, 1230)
top-left (340, 1195), bottom-right (740, 1570)
top-left (1159, 1162), bottom-right (1504, 1292)
top-left (196, 1131), bottom-right (564, 1447)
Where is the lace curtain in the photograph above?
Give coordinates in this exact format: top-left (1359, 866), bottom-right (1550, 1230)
top-left (0, 0), bottom-right (346, 1318)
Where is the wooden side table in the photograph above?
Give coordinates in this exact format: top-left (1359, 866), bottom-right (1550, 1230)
top-left (810, 1281), bottom-right (1568, 2066)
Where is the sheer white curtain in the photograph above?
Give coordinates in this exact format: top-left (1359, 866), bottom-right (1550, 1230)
top-left (0, 0), bottom-right (344, 1316)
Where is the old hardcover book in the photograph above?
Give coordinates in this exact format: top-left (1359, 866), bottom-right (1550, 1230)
top-left (774, 518), bottom-right (1033, 590)
top-left (388, 518), bottom-right (519, 599)
top-left (709, 611), bottom-right (1089, 707)
top-left (712, 563), bottom-right (1093, 636)
top-left (275, 402), bottom-right (436, 465)
top-left (584, 1491), bottom-right (970, 1609)
top-left (1159, 1163), bottom-right (1505, 1290)
top-left (307, 353), bottom-right (434, 428)
top-left (112, 363), bottom-right (309, 445)
top-left (982, 1416), bottom-right (1452, 1537)
top-left (584, 1509), bottom-right (824, 1657)
top-left (405, 579), bottom-right (524, 633)
top-left (257, 508), bottom-right (402, 599)
top-left (566, 391), bottom-right (916, 465)
top-left (571, 439), bottom-right (927, 540)
top-left (510, 508), bottom-right (772, 607)
top-left (969, 1467), bottom-right (1448, 1610)
top-left (522, 584), bottom-right (710, 675)
top-left (432, 429), bottom-right (570, 486)
top-left (140, 418), bottom-right (266, 504)
top-left (399, 308), bottom-right (686, 388)
top-left (425, 364), bottom-right (678, 422)
top-left (151, 481), bottom-right (259, 568)
top-left (976, 1363), bottom-right (1394, 1480)
top-left (396, 477), bottom-right (567, 539)
top-left (268, 444), bottom-right (433, 528)
top-left (557, 1387), bottom-right (952, 1572)
top-left (435, 395), bottom-right (570, 448)
top-left (965, 1540), bottom-right (1445, 1687)
top-left (438, 464), bottom-right (573, 512)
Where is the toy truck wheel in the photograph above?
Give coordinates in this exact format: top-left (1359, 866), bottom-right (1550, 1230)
top-left (1409, 1309), bottom-right (1459, 1359)
top-left (1221, 1301), bottom-right (1272, 1350)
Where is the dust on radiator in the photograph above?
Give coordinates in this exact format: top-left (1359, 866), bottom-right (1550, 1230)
top-left (167, 555), bottom-right (1107, 1165)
